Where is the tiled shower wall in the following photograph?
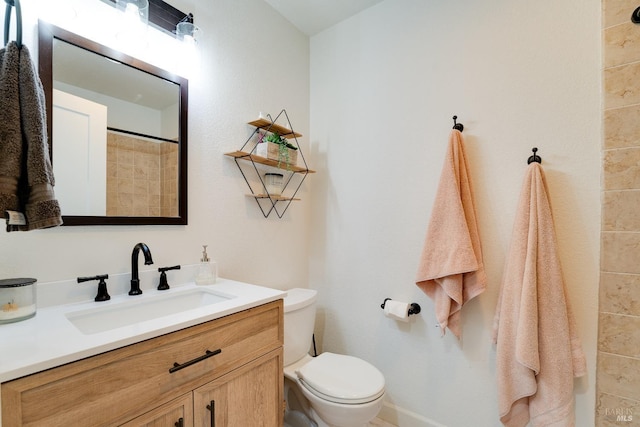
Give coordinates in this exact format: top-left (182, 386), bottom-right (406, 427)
top-left (598, 0), bottom-right (640, 424)
top-left (160, 139), bottom-right (179, 217)
top-left (106, 132), bottom-right (178, 217)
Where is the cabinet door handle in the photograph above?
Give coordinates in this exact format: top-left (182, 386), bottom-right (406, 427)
top-left (174, 417), bottom-right (184, 427)
top-left (169, 349), bottom-right (222, 373)
top-left (207, 400), bottom-right (215, 427)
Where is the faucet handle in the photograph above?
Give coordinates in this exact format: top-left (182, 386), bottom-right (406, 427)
top-left (77, 274), bottom-right (110, 302)
top-left (157, 265), bottom-right (181, 290)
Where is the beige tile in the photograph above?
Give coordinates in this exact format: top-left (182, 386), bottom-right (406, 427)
top-left (149, 194), bottom-right (161, 208)
top-left (136, 140), bottom-right (154, 154)
top-left (600, 272), bottom-right (640, 316)
top-left (107, 160), bottom-right (117, 176)
top-left (597, 352), bottom-right (640, 401)
top-left (117, 178), bottom-right (134, 194)
top-left (603, 190), bottom-right (640, 231)
top-left (599, 312), bottom-right (640, 358)
top-left (604, 105), bottom-right (640, 149)
top-left (134, 151), bottom-right (147, 166)
top-left (132, 194), bottom-right (149, 216)
top-left (106, 177), bottom-right (115, 196)
top-left (600, 1), bottom-right (640, 423)
top-left (117, 193), bottom-right (133, 216)
top-left (117, 147), bottom-right (134, 165)
top-left (595, 392), bottom-right (639, 426)
top-left (107, 141), bottom-right (116, 160)
top-left (149, 180), bottom-right (160, 196)
top-left (117, 135), bottom-right (134, 150)
top-left (106, 193), bottom-right (117, 216)
top-left (601, 232), bottom-right (640, 274)
top-left (161, 141), bottom-right (178, 154)
top-left (165, 179), bottom-right (178, 194)
top-left (604, 0), bottom-right (639, 28)
top-left (134, 165), bottom-right (149, 180)
top-left (149, 165), bottom-right (161, 181)
top-left (149, 154), bottom-right (161, 170)
top-left (117, 163), bottom-right (134, 180)
top-left (605, 22), bottom-right (640, 68)
top-left (133, 179), bottom-right (148, 196)
top-left (604, 62), bottom-right (640, 109)
top-left (603, 147), bottom-right (640, 190)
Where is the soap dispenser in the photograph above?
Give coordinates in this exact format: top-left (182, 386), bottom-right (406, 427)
top-left (195, 245), bottom-right (217, 285)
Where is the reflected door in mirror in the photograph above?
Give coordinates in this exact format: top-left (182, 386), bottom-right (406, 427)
top-left (53, 89), bottom-right (108, 216)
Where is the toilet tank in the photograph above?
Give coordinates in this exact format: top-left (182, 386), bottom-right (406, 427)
top-left (283, 288), bottom-right (317, 366)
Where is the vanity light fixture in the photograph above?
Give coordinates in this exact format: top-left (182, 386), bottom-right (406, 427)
top-left (116, 0), bottom-right (149, 26)
top-left (115, 0), bottom-right (149, 47)
top-left (176, 14), bottom-right (200, 45)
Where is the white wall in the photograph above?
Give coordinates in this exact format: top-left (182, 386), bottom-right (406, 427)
top-left (1, 0), bottom-right (601, 425)
top-left (0, 0), bottom-right (310, 289)
top-left (309, 1), bottom-right (601, 426)
top-left (55, 82), bottom-right (165, 137)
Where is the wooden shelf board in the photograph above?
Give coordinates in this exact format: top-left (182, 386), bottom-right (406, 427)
top-left (225, 151), bottom-right (316, 173)
top-left (246, 194), bottom-right (301, 201)
top-left (247, 118), bottom-right (302, 139)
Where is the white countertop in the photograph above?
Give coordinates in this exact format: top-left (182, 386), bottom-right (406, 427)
top-left (0, 278), bottom-right (286, 383)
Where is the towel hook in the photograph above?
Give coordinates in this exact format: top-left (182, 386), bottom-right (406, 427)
top-left (527, 147), bottom-right (542, 164)
top-left (3, 0), bottom-right (22, 48)
top-left (452, 115), bottom-right (464, 132)
top-left (632, 6), bottom-right (640, 23)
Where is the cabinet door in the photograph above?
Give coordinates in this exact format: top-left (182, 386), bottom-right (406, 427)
top-left (120, 393), bottom-right (194, 427)
top-left (194, 349), bottom-right (283, 427)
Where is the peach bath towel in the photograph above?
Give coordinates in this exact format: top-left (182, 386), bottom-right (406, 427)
top-left (492, 163), bottom-right (586, 427)
top-left (416, 130), bottom-right (486, 338)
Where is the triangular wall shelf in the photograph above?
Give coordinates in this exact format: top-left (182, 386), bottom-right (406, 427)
top-left (224, 110), bottom-right (315, 218)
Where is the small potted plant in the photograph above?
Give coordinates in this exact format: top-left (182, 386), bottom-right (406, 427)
top-left (256, 132), bottom-right (298, 167)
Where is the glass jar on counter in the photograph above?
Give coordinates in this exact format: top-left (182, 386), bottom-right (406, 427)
top-left (0, 278), bottom-right (37, 324)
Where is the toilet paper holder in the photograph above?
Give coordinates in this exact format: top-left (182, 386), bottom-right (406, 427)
top-left (380, 298), bottom-right (421, 316)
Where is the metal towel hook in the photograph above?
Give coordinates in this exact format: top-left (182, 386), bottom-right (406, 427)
top-left (527, 147), bottom-right (542, 164)
top-left (3, 0), bottom-right (22, 48)
top-left (452, 115), bottom-right (464, 132)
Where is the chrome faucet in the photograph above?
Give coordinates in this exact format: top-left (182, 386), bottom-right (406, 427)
top-left (130, 242), bottom-right (154, 295)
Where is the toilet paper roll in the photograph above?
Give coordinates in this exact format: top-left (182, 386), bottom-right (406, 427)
top-left (383, 300), bottom-right (410, 322)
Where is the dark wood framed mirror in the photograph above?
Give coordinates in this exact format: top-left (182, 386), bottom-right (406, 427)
top-left (38, 20), bottom-right (188, 226)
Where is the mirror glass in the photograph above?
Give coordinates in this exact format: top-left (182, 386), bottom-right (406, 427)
top-left (38, 21), bottom-right (188, 225)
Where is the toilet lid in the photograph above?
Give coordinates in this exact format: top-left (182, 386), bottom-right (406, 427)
top-left (296, 353), bottom-right (385, 404)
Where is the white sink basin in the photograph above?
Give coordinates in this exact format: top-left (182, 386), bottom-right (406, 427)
top-left (65, 287), bottom-right (235, 335)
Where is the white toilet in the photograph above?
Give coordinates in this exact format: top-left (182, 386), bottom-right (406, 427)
top-left (283, 288), bottom-right (386, 427)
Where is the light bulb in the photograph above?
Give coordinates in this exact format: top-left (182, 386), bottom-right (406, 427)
top-left (125, 3), bottom-right (139, 16)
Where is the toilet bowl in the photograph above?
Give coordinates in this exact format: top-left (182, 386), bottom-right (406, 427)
top-left (283, 288), bottom-right (386, 427)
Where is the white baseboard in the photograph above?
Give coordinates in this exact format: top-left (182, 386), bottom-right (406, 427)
top-left (378, 402), bottom-right (448, 427)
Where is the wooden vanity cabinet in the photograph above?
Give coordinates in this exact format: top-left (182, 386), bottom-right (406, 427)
top-left (1, 300), bottom-right (283, 427)
top-left (193, 349), bottom-right (282, 426)
top-left (120, 393), bottom-right (194, 427)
